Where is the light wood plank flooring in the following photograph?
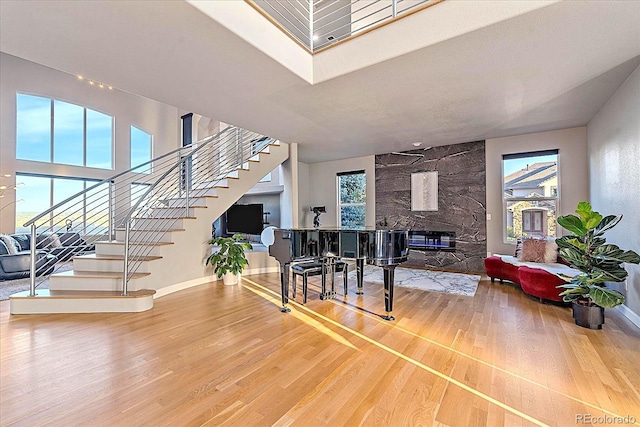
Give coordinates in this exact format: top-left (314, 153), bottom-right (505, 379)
top-left (1, 273), bottom-right (639, 426)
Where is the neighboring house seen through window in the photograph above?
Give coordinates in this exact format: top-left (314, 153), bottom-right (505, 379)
top-left (502, 150), bottom-right (559, 243)
top-left (16, 94), bottom-right (113, 169)
top-left (338, 170), bottom-right (366, 228)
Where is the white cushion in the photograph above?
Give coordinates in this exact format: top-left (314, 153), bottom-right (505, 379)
top-left (494, 254), bottom-right (580, 279)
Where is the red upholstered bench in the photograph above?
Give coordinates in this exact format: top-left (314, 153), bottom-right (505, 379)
top-left (484, 255), bottom-right (573, 303)
top-left (484, 256), bottom-right (519, 284)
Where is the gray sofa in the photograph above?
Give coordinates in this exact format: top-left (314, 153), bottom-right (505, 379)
top-left (0, 232), bottom-right (94, 281)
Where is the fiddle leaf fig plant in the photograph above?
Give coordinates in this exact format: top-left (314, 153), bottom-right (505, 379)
top-left (206, 234), bottom-right (252, 278)
top-left (556, 202), bottom-right (640, 308)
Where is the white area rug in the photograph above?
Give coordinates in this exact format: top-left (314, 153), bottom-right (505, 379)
top-left (349, 265), bottom-right (481, 297)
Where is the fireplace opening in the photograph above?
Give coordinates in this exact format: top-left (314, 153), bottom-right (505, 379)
top-left (408, 231), bottom-right (456, 252)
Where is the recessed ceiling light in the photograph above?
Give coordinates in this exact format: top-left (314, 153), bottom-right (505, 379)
top-left (412, 142), bottom-right (422, 147)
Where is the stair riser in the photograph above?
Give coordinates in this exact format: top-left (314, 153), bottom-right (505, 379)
top-left (193, 179), bottom-right (227, 190)
top-left (50, 276), bottom-right (122, 291)
top-left (200, 187), bottom-right (225, 197)
top-left (95, 242), bottom-right (163, 257)
top-left (132, 217), bottom-right (187, 230)
top-left (147, 207), bottom-right (196, 218)
top-left (73, 258), bottom-right (150, 273)
top-left (161, 198), bottom-right (207, 208)
top-left (115, 229), bottom-right (176, 242)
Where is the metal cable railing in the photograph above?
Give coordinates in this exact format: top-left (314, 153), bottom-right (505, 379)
top-left (23, 125), bottom-right (276, 296)
top-left (248, 0), bottom-right (438, 52)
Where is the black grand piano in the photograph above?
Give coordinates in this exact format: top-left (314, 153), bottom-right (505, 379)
top-left (267, 228), bottom-right (408, 320)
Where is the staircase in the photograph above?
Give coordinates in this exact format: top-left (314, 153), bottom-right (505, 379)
top-left (10, 128), bottom-right (289, 314)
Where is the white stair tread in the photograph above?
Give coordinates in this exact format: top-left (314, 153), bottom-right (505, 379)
top-left (75, 254), bottom-right (162, 261)
top-left (53, 270), bottom-right (150, 279)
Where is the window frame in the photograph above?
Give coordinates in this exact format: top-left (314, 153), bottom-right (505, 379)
top-left (502, 150), bottom-right (560, 244)
top-left (337, 170), bottom-right (366, 228)
top-left (16, 93), bottom-right (114, 170)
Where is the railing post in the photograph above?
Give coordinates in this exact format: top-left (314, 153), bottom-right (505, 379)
top-left (184, 158), bottom-right (190, 217)
top-left (239, 129), bottom-right (244, 166)
top-left (29, 223), bottom-right (37, 296)
top-left (236, 128), bottom-right (241, 166)
top-left (392, 0), bottom-right (397, 18)
top-left (122, 220), bottom-right (131, 296)
top-left (108, 180), bottom-right (114, 240)
top-left (178, 150), bottom-right (184, 197)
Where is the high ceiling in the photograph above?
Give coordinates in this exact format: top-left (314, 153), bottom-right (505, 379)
top-left (1, 0), bottom-right (639, 163)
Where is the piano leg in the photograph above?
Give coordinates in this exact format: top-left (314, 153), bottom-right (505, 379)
top-left (382, 265), bottom-right (396, 321)
top-left (356, 258), bottom-right (365, 295)
top-left (279, 263), bottom-right (291, 313)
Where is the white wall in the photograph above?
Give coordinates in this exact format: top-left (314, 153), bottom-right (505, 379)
top-left (0, 53), bottom-right (180, 233)
top-left (485, 127), bottom-right (589, 256)
top-left (305, 155), bottom-right (376, 228)
top-left (298, 161), bottom-right (310, 227)
top-left (587, 64), bottom-right (640, 323)
top-left (280, 143), bottom-right (299, 228)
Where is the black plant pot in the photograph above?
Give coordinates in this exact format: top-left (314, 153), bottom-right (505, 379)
top-left (572, 301), bottom-right (605, 330)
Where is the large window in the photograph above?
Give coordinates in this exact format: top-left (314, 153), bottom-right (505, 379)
top-left (16, 94), bottom-right (113, 169)
top-left (130, 126), bottom-right (152, 172)
top-left (338, 170), bottom-right (366, 228)
top-left (15, 173), bottom-right (107, 234)
top-left (503, 150), bottom-right (559, 243)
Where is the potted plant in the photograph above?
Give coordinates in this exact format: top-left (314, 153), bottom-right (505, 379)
top-left (206, 234), bottom-right (252, 285)
top-left (556, 202), bottom-right (640, 329)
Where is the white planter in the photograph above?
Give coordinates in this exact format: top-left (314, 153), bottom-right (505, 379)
top-left (222, 272), bottom-right (240, 286)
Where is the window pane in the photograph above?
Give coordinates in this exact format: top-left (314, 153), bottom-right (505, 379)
top-left (131, 126), bottom-right (152, 172)
top-left (15, 175), bottom-right (51, 233)
top-left (86, 109), bottom-right (113, 169)
top-left (53, 100), bottom-right (84, 166)
top-left (506, 200), bottom-right (557, 241)
top-left (85, 182), bottom-right (109, 234)
top-left (339, 173), bottom-right (366, 204)
top-left (340, 205), bottom-right (366, 228)
top-left (53, 178), bottom-right (84, 233)
top-left (16, 94), bottom-right (51, 162)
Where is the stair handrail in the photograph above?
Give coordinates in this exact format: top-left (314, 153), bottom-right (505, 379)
top-left (121, 127), bottom-right (237, 227)
top-left (118, 128), bottom-right (275, 294)
top-left (23, 125), bottom-right (234, 228)
top-left (21, 123), bottom-right (272, 298)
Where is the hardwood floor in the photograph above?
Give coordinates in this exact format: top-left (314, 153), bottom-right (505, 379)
top-left (1, 273), bottom-right (639, 426)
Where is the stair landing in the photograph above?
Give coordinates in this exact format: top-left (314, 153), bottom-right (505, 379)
top-left (10, 289), bottom-right (155, 314)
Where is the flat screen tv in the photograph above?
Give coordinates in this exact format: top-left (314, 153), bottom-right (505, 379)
top-left (225, 203), bottom-right (264, 235)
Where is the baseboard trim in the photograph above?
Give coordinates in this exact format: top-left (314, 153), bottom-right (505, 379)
top-left (244, 266), bottom-right (280, 275)
top-left (616, 304), bottom-right (640, 329)
top-left (153, 275), bottom-right (219, 299)
top-left (153, 267), bottom-right (280, 299)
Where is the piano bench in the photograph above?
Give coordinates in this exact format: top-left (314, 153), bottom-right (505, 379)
top-left (291, 260), bottom-right (348, 304)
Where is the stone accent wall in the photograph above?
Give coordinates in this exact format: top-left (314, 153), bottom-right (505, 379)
top-left (375, 141), bottom-right (486, 272)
